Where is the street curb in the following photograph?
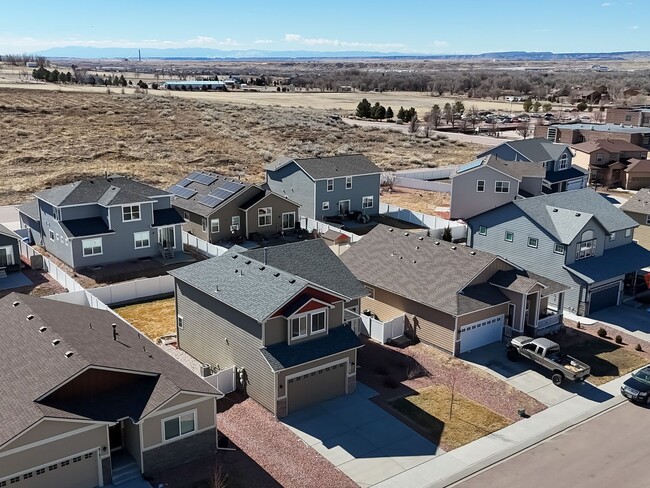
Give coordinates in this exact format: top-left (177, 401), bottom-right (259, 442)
top-left (431, 395), bottom-right (627, 488)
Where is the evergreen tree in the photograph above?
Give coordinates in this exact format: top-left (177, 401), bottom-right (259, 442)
top-left (356, 98), bottom-right (372, 118)
top-left (442, 226), bottom-right (452, 242)
top-left (385, 106), bottom-right (394, 119)
top-left (58, 72), bottom-right (67, 83)
top-left (452, 100), bottom-right (465, 115)
top-left (397, 106), bottom-right (406, 121)
top-left (522, 99), bottom-right (533, 112)
top-left (65, 72), bottom-right (72, 83)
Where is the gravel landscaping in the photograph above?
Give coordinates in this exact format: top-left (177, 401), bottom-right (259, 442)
top-left (217, 394), bottom-right (357, 488)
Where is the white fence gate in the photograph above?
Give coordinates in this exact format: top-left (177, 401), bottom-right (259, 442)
top-left (360, 314), bottom-right (405, 344)
top-left (203, 366), bottom-right (237, 394)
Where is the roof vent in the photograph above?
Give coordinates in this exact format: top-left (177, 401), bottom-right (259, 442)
top-left (273, 272), bottom-right (280, 277)
top-left (27, 314), bottom-right (35, 320)
top-left (245, 260), bottom-right (251, 265)
top-left (552, 208), bottom-right (558, 212)
top-left (470, 251), bottom-right (476, 255)
top-left (434, 241), bottom-right (440, 246)
top-left (412, 260), bottom-right (417, 264)
top-left (575, 212), bottom-right (581, 217)
top-left (52, 339), bottom-right (60, 346)
top-left (418, 236), bottom-right (424, 241)
top-left (12, 301), bottom-right (19, 307)
top-left (415, 246), bottom-right (420, 250)
top-left (451, 246), bottom-right (457, 250)
top-left (259, 265), bottom-right (266, 271)
top-left (404, 232), bottom-right (409, 237)
top-left (289, 278), bottom-right (296, 284)
top-left (64, 351), bottom-right (74, 358)
top-left (234, 269), bottom-right (239, 274)
top-left (399, 256), bottom-right (403, 260)
top-left (39, 326), bottom-right (47, 333)
top-left (231, 254), bottom-right (238, 259)
top-left (388, 228), bottom-right (393, 232)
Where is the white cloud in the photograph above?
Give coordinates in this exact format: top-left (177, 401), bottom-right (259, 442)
top-left (254, 39), bottom-right (274, 44)
top-left (601, 2), bottom-right (611, 5)
top-left (432, 40), bottom-right (448, 48)
top-left (284, 33), bottom-right (405, 50)
top-left (629, 25), bottom-right (639, 29)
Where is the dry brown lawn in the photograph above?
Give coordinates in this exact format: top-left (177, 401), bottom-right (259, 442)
top-left (113, 298), bottom-right (176, 341)
top-left (0, 87), bottom-right (483, 205)
top-left (380, 187), bottom-right (450, 214)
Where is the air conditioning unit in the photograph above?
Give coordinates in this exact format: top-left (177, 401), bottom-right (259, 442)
top-left (200, 364), bottom-right (212, 377)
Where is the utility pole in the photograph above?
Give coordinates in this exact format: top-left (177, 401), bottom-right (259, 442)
top-left (138, 49), bottom-right (141, 62)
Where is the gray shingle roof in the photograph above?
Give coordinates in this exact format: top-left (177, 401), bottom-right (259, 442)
top-left (489, 269), bottom-right (568, 297)
top-left (260, 325), bottom-right (362, 372)
top-left (60, 217), bottom-right (113, 238)
top-left (0, 293), bottom-right (219, 448)
top-left (169, 251), bottom-right (309, 322)
top-left (452, 154), bottom-right (545, 181)
top-left (565, 243), bottom-right (650, 284)
top-left (0, 223), bottom-right (19, 240)
top-left (241, 239), bottom-right (367, 300)
top-left (17, 199), bottom-right (40, 221)
top-left (495, 138), bottom-right (570, 162)
top-left (621, 188), bottom-right (650, 215)
top-left (36, 176), bottom-right (168, 207)
top-left (153, 208), bottom-right (185, 227)
top-left (513, 188), bottom-right (638, 244)
top-left (267, 154), bottom-right (381, 180)
top-left (340, 225), bottom-right (504, 316)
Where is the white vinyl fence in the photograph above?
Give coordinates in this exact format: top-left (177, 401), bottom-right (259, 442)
top-left (383, 166), bottom-right (458, 193)
top-left (360, 314), bottom-right (405, 344)
top-left (203, 366), bottom-right (237, 394)
top-left (19, 241), bottom-right (84, 292)
top-left (379, 203), bottom-right (467, 241)
top-left (299, 217), bottom-right (363, 243)
top-left (88, 275), bottom-right (175, 305)
top-left (182, 231), bottom-right (228, 258)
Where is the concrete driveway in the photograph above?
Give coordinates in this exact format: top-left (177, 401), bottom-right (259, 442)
top-left (590, 300), bottom-right (650, 342)
top-left (282, 382), bottom-right (442, 488)
top-left (461, 342), bottom-right (605, 408)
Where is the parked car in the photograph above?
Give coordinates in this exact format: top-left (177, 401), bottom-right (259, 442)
top-left (621, 366), bottom-right (650, 404)
top-left (507, 336), bottom-right (591, 386)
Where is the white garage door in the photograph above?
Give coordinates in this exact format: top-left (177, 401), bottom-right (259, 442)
top-left (459, 314), bottom-right (504, 353)
top-left (0, 450), bottom-right (99, 488)
top-left (566, 178), bottom-right (585, 190)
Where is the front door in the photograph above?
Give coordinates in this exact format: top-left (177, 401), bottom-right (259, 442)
top-left (109, 422), bottom-right (123, 452)
top-left (338, 200), bottom-right (350, 215)
top-left (158, 227), bottom-right (175, 249)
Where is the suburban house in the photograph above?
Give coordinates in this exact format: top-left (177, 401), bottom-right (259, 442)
top-left (340, 225), bottom-right (567, 355)
top-left (0, 223), bottom-right (21, 277)
top-left (534, 122), bottom-right (650, 149)
top-left (571, 139), bottom-right (649, 189)
top-left (467, 188), bottom-right (650, 316)
top-left (17, 176), bottom-right (185, 271)
top-left (621, 188), bottom-right (650, 250)
top-left (476, 138), bottom-right (588, 193)
top-left (571, 86), bottom-right (608, 104)
top-left (449, 154), bottom-right (546, 220)
top-left (265, 154), bottom-right (382, 221)
top-left (169, 239), bottom-right (368, 417)
top-left (606, 106), bottom-right (650, 127)
top-left (169, 171), bottom-right (300, 244)
top-left (0, 293), bottom-right (221, 488)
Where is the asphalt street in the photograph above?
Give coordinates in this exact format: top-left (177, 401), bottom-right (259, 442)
top-left (454, 401), bottom-right (649, 488)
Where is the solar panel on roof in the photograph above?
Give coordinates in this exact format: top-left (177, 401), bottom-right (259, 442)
top-left (208, 188), bottom-right (233, 200)
top-left (221, 181), bottom-right (245, 193)
top-left (177, 178), bottom-right (192, 188)
top-left (198, 194), bottom-right (224, 208)
top-left (169, 185), bottom-right (197, 199)
top-left (193, 173), bottom-right (217, 185)
top-left (187, 171), bottom-right (202, 181)
top-left (456, 158), bottom-right (484, 175)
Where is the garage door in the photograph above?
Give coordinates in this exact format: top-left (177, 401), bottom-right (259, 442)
top-left (0, 450), bottom-right (99, 488)
top-left (589, 282), bottom-right (620, 313)
top-left (459, 315), bottom-right (504, 353)
top-left (566, 178), bottom-right (585, 191)
top-left (287, 362), bottom-right (347, 414)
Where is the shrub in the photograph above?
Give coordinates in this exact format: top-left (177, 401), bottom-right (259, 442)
top-left (636, 344), bottom-right (643, 352)
top-left (597, 327), bottom-right (607, 338)
top-left (615, 335), bottom-right (623, 344)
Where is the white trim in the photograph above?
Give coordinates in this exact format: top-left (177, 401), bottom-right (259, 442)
top-left (310, 309), bottom-right (327, 335)
top-left (137, 392), bottom-right (221, 423)
top-left (527, 237), bottom-right (539, 248)
top-left (326, 178), bottom-right (334, 192)
top-left (272, 345), bottom-right (361, 373)
top-left (476, 180), bottom-right (485, 192)
top-left (81, 237), bottom-right (103, 257)
top-left (494, 180), bottom-right (510, 193)
top-left (0, 424), bottom-right (105, 459)
top-left (210, 218), bottom-right (220, 234)
top-left (312, 171), bottom-right (381, 181)
top-left (345, 176), bottom-right (352, 189)
top-left (322, 201), bottom-right (330, 211)
top-left (142, 424), bottom-right (214, 453)
top-left (281, 211), bottom-right (296, 230)
top-left (160, 409), bottom-right (197, 444)
top-left (138, 420), bottom-right (144, 473)
top-left (121, 204), bottom-right (142, 223)
top-left (0, 446), bottom-right (101, 484)
top-left (286, 298), bottom-right (334, 316)
top-left (338, 199), bottom-right (351, 214)
top-left (361, 195), bottom-right (374, 209)
top-left (133, 231), bottom-right (150, 249)
top-left (258, 207), bottom-right (273, 227)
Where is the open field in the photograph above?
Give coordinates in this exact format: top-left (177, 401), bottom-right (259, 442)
top-left (0, 87), bottom-right (483, 205)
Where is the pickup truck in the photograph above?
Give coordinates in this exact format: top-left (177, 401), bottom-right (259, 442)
top-left (507, 336), bottom-right (590, 386)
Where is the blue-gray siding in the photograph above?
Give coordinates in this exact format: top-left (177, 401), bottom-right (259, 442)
top-left (266, 164), bottom-right (316, 219)
top-left (314, 174), bottom-right (380, 220)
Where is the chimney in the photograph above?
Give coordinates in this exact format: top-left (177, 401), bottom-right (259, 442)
top-left (112, 323), bottom-right (117, 341)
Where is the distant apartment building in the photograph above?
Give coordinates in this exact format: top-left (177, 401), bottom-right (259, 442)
top-left (606, 106), bottom-right (650, 128)
top-left (534, 123), bottom-right (650, 149)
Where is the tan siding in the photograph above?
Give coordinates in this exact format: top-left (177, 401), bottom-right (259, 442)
top-left (141, 398), bottom-right (215, 450)
top-left (467, 258), bottom-right (513, 286)
top-left (264, 316), bottom-right (287, 346)
top-left (245, 193), bottom-right (300, 237)
top-left (0, 425), bottom-right (106, 478)
top-left (123, 421), bottom-right (141, 470)
top-left (329, 301), bottom-right (344, 328)
top-left (0, 420), bottom-right (101, 452)
top-left (158, 392), bottom-right (207, 411)
top-left (571, 151), bottom-right (593, 170)
top-left (277, 350), bottom-right (355, 398)
top-left (360, 297), bottom-right (404, 321)
top-left (175, 281), bottom-right (275, 413)
top-left (627, 211), bottom-right (650, 249)
top-left (457, 303), bottom-right (509, 326)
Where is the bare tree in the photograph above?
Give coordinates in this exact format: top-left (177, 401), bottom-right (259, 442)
top-left (209, 461), bottom-right (228, 488)
top-left (382, 172), bottom-right (397, 192)
top-left (516, 120), bottom-right (531, 139)
top-left (408, 115), bottom-right (419, 134)
top-left (444, 362), bottom-right (463, 419)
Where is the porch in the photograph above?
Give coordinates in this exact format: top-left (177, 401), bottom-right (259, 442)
top-left (523, 292), bottom-right (564, 337)
top-left (108, 420), bottom-right (146, 486)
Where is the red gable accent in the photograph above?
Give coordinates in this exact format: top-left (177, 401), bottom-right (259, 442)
top-left (271, 286), bottom-right (341, 318)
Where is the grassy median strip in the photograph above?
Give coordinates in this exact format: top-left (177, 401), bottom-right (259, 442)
top-left (113, 298), bottom-right (177, 341)
top-left (390, 385), bottom-right (511, 450)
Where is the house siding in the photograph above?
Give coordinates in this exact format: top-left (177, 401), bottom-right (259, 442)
top-left (39, 201), bottom-right (75, 267)
top-left (245, 193), bottom-right (300, 237)
top-left (123, 420), bottom-right (141, 470)
top-left (0, 233), bottom-right (20, 273)
top-left (450, 166), bottom-right (519, 220)
top-left (314, 174), bottom-right (380, 221)
top-left (142, 429), bottom-right (215, 477)
top-left (625, 211), bottom-right (650, 249)
top-left (175, 281), bottom-right (275, 412)
top-left (264, 316), bottom-right (287, 346)
top-left (266, 163), bottom-right (316, 219)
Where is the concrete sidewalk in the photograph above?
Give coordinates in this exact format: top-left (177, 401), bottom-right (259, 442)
top-left (372, 374), bottom-right (629, 488)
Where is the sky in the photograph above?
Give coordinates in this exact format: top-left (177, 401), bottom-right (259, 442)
top-left (0, 0), bottom-right (647, 55)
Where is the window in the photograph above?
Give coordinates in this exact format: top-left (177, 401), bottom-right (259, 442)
top-left (49, 229), bottom-right (54, 240)
top-left (291, 316), bottom-right (308, 339)
top-left (553, 243), bottom-right (565, 255)
top-left (625, 114), bottom-right (632, 122)
top-left (281, 212), bottom-right (295, 230)
top-left (476, 180), bottom-right (485, 192)
top-left (495, 181), bottom-right (510, 193)
top-left (558, 153), bottom-right (569, 170)
top-left (575, 239), bottom-right (597, 260)
top-left (52, 207), bottom-right (61, 220)
top-left (504, 231), bottom-right (514, 242)
top-left (258, 207), bottom-right (272, 226)
top-left (231, 216), bottom-right (240, 231)
top-left (177, 315), bottom-right (184, 330)
top-left (163, 412), bottom-right (196, 442)
top-left (82, 238), bottom-right (102, 257)
top-left (122, 205), bottom-right (141, 222)
top-left (326, 178), bottom-right (334, 192)
top-left (322, 201), bottom-right (330, 211)
top-left (210, 218), bottom-right (220, 233)
top-left (183, 211), bottom-right (189, 220)
top-left (311, 310), bottom-right (326, 334)
top-left (596, 153), bottom-right (604, 163)
top-left (609, 232), bottom-right (616, 241)
top-left (201, 218), bottom-right (207, 232)
top-left (345, 176), bottom-right (352, 189)
top-left (134, 231), bottom-right (150, 249)
top-left (362, 196), bottom-right (374, 209)
top-left (527, 237), bottom-right (539, 248)
top-left (478, 225), bottom-right (487, 236)
top-left (625, 228), bottom-right (632, 238)
top-left (646, 215), bottom-right (650, 225)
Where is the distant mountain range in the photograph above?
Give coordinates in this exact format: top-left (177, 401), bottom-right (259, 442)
top-left (35, 46), bottom-right (650, 61)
